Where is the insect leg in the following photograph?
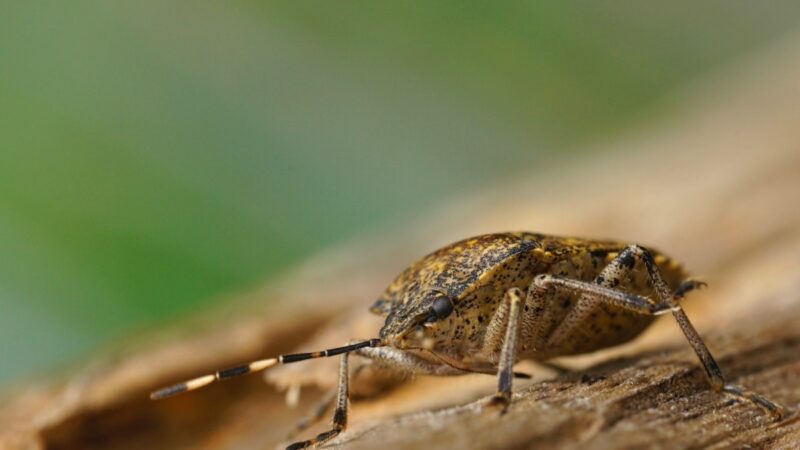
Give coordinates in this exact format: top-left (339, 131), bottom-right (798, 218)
top-left (286, 363), bottom-right (371, 439)
top-left (539, 245), bottom-right (786, 420)
top-left (630, 245), bottom-right (787, 420)
top-left (479, 281), bottom-right (556, 411)
top-left (673, 279), bottom-right (707, 299)
top-left (287, 387), bottom-right (336, 439)
top-left (286, 353), bottom-right (352, 450)
top-left (481, 289), bottom-right (512, 356)
top-left (485, 287), bottom-right (524, 412)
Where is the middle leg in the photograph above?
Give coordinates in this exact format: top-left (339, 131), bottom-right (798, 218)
top-left (481, 284), bottom-right (553, 412)
top-left (485, 287), bottom-right (524, 411)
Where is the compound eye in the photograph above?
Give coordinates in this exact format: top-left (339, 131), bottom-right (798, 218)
top-left (431, 295), bottom-right (453, 320)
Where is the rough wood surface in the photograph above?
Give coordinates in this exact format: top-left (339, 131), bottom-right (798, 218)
top-left (3, 35), bottom-right (800, 450)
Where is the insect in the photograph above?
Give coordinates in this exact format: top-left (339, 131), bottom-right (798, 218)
top-left (151, 232), bottom-right (787, 449)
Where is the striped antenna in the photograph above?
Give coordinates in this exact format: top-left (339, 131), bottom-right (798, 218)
top-left (150, 338), bottom-right (382, 400)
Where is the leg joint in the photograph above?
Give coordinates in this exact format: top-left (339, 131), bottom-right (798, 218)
top-left (532, 273), bottom-right (555, 291)
top-left (624, 244), bottom-right (649, 257)
top-left (505, 287), bottom-right (524, 302)
top-left (332, 407), bottom-right (347, 427)
top-left (624, 244), bottom-right (656, 270)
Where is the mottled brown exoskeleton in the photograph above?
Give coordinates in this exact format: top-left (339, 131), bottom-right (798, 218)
top-left (151, 232), bottom-right (788, 449)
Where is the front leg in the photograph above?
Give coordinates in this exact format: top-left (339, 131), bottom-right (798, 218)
top-left (286, 353), bottom-right (352, 450)
top-left (287, 363), bottom-right (371, 439)
top-left (285, 344), bottom-right (476, 449)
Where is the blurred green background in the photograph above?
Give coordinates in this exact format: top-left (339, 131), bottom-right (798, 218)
top-left (2, 1), bottom-right (800, 384)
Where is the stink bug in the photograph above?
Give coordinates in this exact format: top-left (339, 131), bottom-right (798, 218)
top-left (151, 232), bottom-right (788, 449)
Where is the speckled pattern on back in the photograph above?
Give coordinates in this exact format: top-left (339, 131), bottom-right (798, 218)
top-left (374, 232), bottom-right (687, 363)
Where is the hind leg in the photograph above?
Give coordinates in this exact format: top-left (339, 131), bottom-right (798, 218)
top-left (630, 245), bottom-right (785, 419)
top-left (538, 245), bottom-right (786, 420)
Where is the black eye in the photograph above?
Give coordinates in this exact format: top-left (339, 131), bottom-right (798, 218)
top-left (431, 296), bottom-right (453, 320)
